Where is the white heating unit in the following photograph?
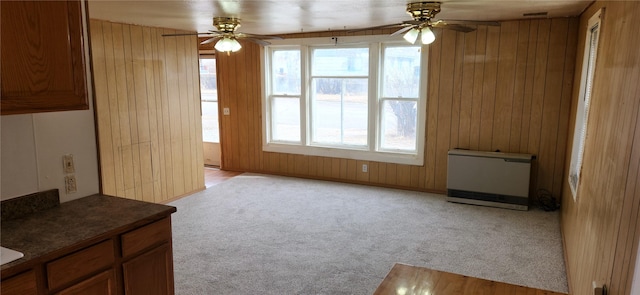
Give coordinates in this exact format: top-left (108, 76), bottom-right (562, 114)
top-left (446, 149), bottom-right (534, 210)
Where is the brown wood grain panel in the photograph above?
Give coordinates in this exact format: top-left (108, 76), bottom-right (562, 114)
top-left (492, 21), bottom-right (519, 153)
top-left (309, 156), bottom-right (318, 176)
top-left (177, 36), bottom-right (194, 194)
top-left (346, 159), bottom-right (357, 181)
top-left (509, 20), bottom-right (531, 153)
top-left (469, 26), bottom-right (487, 151)
top-left (410, 166), bottom-right (421, 188)
top-left (339, 159), bottom-right (348, 179)
top-left (236, 41), bottom-right (250, 171)
top-left (396, 165), bottom-right (411, 187)
top-left (519, 20), bottom-right (539, 154)
top-left (246, 42), bottom-right (259, 170)
top-left (425, 28), bottom-right (442, 190)
top-left (384, 163), bottom-right (397, 186)
top-left (92, 21), bottom-right (203, 203)
top-left (537, 19), bottom-right (569, 195)
top-left (143, 27), bottom-right (163, 201)
top-left (561, 2), bottom-right (640, 294)
top-left (324, 157), bottom-right (333, 178)
top-left (458, 30), bottom-right (477, 150)
top-left (527, 19), bottom-right (550, 155)
top-left (434, 29), bottom-right (456, 190)
top-left (368, 162), bottom-right (379, 183)
top-left (122, 25), bottom-right (143, 200)
top-left (552, 19), bottom-right (578, 198)
top-left (478, 25), bottom-right (500, 152)
top-left (377, 163), bottom-right (387, 185)
top-left (449, 32), bottom-right (465, 150)
top-left (91, 21), bottom-right (117, 196)
top-left (331, 158), bottom-right (340, 179)
top-left (158, 29), bottom-right (174, 199)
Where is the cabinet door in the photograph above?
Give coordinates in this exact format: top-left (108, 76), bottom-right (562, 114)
top-left (0, 270), bottom-right (37, 295)
top-left (0, 0), bottom-right (89, 115)
top-left (56, 270), bottom-right (116, 295)
top-left (122, 243), bottom-right (174, 295)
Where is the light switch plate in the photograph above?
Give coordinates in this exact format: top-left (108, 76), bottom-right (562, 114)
top-left (63, 154), bottom-right (75, 174)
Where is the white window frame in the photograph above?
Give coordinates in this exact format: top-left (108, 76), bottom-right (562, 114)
top-left (261, 35), bottom-right (427, 165)
top-left (569, 9), bottom-right (602, 200)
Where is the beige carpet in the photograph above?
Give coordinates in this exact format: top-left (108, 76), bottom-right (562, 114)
top-left (169, 173), bottom-right (568, 294)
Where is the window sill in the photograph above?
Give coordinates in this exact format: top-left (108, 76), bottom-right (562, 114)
top-left (263, 142), bottom-right (424, 166)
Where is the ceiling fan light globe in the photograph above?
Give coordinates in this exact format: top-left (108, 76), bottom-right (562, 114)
top-left (214, 37), bottom-right (237, 52)
top-left (421, 27), bottom-right (436, 44)
top-left (403, 28), bottom-right (419, 44)
top-left (230, 38), bottom-right (242, 52)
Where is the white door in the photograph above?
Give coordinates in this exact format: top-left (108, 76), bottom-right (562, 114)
top-left (200, 56), bottom-right (221, 166)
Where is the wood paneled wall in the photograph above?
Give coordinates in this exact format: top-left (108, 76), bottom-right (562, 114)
top-left (90, 19), bottom-right (204, 203)
top-left (561, 1), bottom-right (640, 294)
top-left (216, 18), bottom-right (578, 198)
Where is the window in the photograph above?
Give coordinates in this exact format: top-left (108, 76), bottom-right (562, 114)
top-left (200, 57), bottom-right (219, 143)
top-left (568, 9), bottom-right (602, 199)
top-left (263, 36), bottom-right (427, 165)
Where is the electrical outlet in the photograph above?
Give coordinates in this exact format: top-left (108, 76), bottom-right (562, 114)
top-left (63, 154), bottom-right (75, 174)
top-left (65, 175), bottom-right (77, 194)
top-left (362, 164), bottom-right (368, 173)
top-left (223, 107), bottom-right (230, 115)
top-left (592, 281), bottom-right (605, 295)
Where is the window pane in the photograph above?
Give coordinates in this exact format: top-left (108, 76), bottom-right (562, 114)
top-left (312, 48), bottom-right (369, 76)
top-left (272, 96), bottom-right (300, 142)
top-left (200, 59), bottom-right (217, 100)
top-left (202, 101), bottom-right (219, 143)
top-left (382, 46), bottom-right (421, 98)
top-left (381, 100), bottom-right (417, 151)
top-left (311, 78), bottom-right (368, 146)
top-left (272, 50), bottom-right (301, 95)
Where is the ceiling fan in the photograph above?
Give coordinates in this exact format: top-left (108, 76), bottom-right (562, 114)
top-left (162, 17), bottom-right (282, 54)
top-left (352, 2), bottom-right (500, 45)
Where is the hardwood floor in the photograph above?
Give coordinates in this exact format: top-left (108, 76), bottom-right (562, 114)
top-left (204, 167), bottom-right (242, 188)
top-left (374, 263), bottom-right (566, 295)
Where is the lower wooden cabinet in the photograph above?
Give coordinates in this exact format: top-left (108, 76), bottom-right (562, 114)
top-left (123, 243), bottom-right (174, 295)
top-left (56, 270), bottom-right (116, 295)
top-left (1, 217), bottom-right (174, 295)
top-left (1, 270), bottom-right (37, 295)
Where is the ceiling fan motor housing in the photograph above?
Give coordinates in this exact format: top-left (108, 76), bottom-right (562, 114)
top-left (213, 17), bottom-right (241, 33)
top-left (406, 2), bottom-right (441, 21)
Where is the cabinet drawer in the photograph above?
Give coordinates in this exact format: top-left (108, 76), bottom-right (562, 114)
top-left (1, 270), bottom-right (37, 295)
top-left (121, 217), bottom-right (171, 258)
top-left (55, 269), bottom-right (116, 295)
top-left (46, 240), bottom-right (115, 290)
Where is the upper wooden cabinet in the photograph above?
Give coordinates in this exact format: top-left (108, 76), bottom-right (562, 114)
top-left (1, 0), bottom-right (90, 115)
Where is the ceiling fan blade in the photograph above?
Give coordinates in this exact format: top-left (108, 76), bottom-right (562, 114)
top-left (235, 33), bottom-right (283, 40)
top-left (162, 32), bottom-right (213, 37)
top-left (390, 25), bottom-right (417, 37)
top-left (240, 37), bottom-right (271, 46)
top-left (433, 23), bottom-right (476, 33)
top-left (347, 23), bottom-right (408, 33)
top-left (441, 19), bottom-right (501, 26)
top-left (200, 37), bottom-right (221, 45)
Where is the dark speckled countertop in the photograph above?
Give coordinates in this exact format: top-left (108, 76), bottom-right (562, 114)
top-left (1, 194), bottom-right (176, 272)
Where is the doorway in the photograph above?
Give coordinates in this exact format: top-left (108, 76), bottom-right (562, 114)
top-left (200, 56), bottom-right (221, 166)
